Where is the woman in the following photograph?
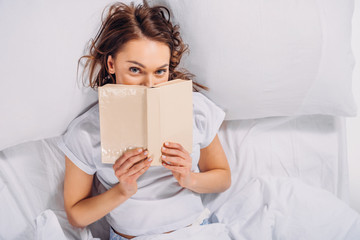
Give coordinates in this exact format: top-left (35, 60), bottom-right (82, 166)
top-left (58, 1), bottom-right (231, 239)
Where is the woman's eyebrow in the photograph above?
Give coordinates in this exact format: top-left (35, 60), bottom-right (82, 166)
top-left (158, 64), bottom-right (169, 68)
top-left (127, 61), bottom-right (169, 69)
top-left (127, 61), bottom-right (145, 68)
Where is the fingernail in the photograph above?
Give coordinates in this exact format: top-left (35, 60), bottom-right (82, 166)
top-left (166, 161), bottom-right (170, 164)
top-left (144, 151), bottom-right (148, 155)
top-left (165, 142), bottom-right (169, 146)
top-left (138, 148), bottom-right (143, 153)
top-left (148, 158), bottom-right (152, 162)
top-left (162, 155), bottom-right (166, 159)
top-left (162, 147), bottom-right (166, 151)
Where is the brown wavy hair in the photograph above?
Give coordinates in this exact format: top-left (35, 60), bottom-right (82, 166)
top-left (78, 1), bottom-right (205, 90)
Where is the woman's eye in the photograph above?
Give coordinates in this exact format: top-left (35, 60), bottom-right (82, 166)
top-left (155, 69), bottom-right (167, 75)
top-left (129, 67), bottom-right (140, 74)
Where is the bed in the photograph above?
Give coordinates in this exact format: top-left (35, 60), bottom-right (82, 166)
top-left (1, 0), bottom-right (360, 239)
top-left (0, 115), bottom-right (358, 239)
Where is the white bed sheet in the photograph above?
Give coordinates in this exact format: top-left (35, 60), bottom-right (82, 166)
top-left (0, 115), bottom-right (352, 239)
top-left (203, 114), bottom-right (349, 214)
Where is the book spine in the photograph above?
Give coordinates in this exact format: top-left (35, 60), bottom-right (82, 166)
top-left (146, 88), bottom-right (162, 166)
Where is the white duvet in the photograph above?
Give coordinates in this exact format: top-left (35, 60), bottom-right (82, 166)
top-left (1, 115), bottom-right (359, 239)
top-left (34, 177), bottom-right (360, 240)
top-left (213, 176), bottom-right (360, 240)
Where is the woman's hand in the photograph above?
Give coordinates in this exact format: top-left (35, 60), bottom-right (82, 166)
top-left (161, 142), bottom-right (193, 189)
top-left (113, 148), bottom-right (152, 198)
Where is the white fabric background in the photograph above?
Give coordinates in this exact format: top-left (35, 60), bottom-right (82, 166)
top-left (347, 0), bottom-right (360, 213)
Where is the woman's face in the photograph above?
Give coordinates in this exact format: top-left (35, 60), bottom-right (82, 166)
top-left (107, 38), bottom-right (170, 87)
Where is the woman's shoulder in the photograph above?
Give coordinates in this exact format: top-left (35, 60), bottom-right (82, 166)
top-left (65, 102), bottom-right (100, 137)
top-left (192, 92), bottom-right (225, 148)
top-left (192, 92), bottom-right (225, 116)
top-left (57, 102), bottom-right (100, 175)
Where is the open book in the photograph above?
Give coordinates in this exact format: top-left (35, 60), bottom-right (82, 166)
top-left (98, 79), bottom-right (193, 166)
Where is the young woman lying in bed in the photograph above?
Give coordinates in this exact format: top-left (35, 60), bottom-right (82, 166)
top-left (57, 1), bottom-right (231, 239)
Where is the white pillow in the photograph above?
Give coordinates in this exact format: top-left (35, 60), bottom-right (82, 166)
top-left (0, 0), bottom-right (140, 151)
top-left (0, 0), bottom-right (357, 150)
top-left (160, 0), bottom-right (357, 120)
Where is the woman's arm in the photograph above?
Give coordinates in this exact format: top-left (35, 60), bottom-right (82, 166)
top-left (64, 156), bottom-right (126, 228)
top-left (161, 134), bottom-right (231, 194)
top-left (64, 148), bottom-right (152, 228)
top-left (192, 134), bottom-right (231, 193)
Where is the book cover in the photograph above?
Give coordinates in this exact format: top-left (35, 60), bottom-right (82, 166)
top-left (98, 79), bottom-right (193, 166)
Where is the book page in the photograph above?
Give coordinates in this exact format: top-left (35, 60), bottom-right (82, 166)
top-left (99, 85), bottom-right (147, 164)
top-left (153, 79), bottom-right (186, 88)
top-left (147, 80), bottom-right (193, 166)
top-left (158, 80), bottom-right (193, 160)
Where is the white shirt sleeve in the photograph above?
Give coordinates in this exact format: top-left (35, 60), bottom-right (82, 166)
top-left (193, 92), bottom-right (226, 149)
top-left (56, 105), bottom-right (99, 175)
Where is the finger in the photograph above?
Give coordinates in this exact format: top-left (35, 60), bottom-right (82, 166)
top-left (114, 148), bottom-right (147, 170)
top-left (127, 157), bottom-right (152, 176)
top-left (113, 148), bottom-right (144, 170)
top-left (129, 160), bottom-right (152, 181)
top-left (114, 151), bottom-right (148, 176)
top-left (121, 150), bottom-right (149, 170)
top-left (163, 142), bottom-right (186, 152)
top-left (161, 155), bottom-right (187, 167)
top-left (161, 146), bottom-right (187, 159)
top-left (162, 162), bottom-right (187, 174)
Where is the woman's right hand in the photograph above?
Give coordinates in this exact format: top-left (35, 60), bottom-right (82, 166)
top-left (113, 148), bottom-right (152, 198)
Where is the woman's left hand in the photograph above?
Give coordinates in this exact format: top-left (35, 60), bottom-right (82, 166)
top-left (161, 142), bottom-right (193, 189)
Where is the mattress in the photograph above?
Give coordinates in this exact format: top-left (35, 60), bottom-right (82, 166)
top-left (0, 114), bottom-right (349, 239)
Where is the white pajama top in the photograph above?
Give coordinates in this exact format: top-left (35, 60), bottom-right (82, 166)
top-left (57, 92), bottom-right (225, 236)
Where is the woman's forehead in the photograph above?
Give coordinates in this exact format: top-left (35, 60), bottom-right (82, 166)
top-left (116, 38), bottom-right (170, 66)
